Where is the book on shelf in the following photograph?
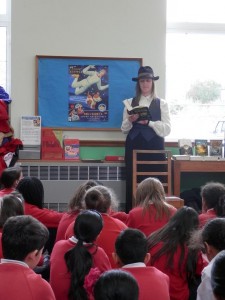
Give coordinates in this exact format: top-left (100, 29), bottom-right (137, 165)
top-left (209, 139), bottom-right (223, 156)
top-left (195, 139), bottom-right (208, 156)
top-left (123, 99), bottom-right (151, 121)
top-left (64, 139), bottom-right (80, 160)
top-left (178, 139), bottom-right (193, 155)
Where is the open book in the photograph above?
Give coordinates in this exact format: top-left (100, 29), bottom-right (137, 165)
top-left (123, 99), bottom-right (151, 121)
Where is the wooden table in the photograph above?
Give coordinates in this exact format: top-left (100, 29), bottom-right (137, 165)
top-left (172, 159), bottom-right (225, 196)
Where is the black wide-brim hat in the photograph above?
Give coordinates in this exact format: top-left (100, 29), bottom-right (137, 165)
top-left (132, 66), bottom-right (159, 82)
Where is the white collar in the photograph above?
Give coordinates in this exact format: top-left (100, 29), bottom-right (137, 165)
top-left (1, 258), bottom-right (29, 268)
top-left (122, 262), bottom-right (146, 268)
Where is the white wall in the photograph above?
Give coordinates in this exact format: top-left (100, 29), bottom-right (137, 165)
top-left (11, 0), bottom-right (166, 140)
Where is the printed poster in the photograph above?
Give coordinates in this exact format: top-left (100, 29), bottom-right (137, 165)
top-left (20, 116), bottom-right (41, 146)
top-left (68, 65), bottom-right (109, 122)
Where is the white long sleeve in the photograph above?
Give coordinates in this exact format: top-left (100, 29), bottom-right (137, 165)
top-left (121, 96), bottom-right (171, 137)
top-left (197, 260), bottom-right (216, 300)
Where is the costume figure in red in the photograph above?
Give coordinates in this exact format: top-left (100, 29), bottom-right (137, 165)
top-left (0, 87), bottom-right (23, 176)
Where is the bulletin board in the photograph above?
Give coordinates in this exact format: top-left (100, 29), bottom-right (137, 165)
top-left (35, 55), bottom-right (142, 130)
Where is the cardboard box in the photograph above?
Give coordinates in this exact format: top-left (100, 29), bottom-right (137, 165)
top-left (41, 128), bottom-right (63, 160)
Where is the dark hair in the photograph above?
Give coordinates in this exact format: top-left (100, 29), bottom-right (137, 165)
top-left (215, 194), bottom-right (225, 217)
top-left (2, 215), bottom-right (49, 261)
top-left (0, 166), bottom-right (22, 188)
top-left (68, 180), bottom-right (99, 212)
top-left (147, 206), bottom-right (199, 275)
top-left (16, 176), bottom-right (44, 208)
top-left (201, 218), bottom-right (225, 251)
top-left (201, 182), bottom-right (225, 211)
top-left (84, 185), bottom-right (112, 213)
top-left (211, 250), bottom-right (225, 300)
top-left (94, 269), bottom-right (139, 300)
top-left (0, 194), bottom-right (24, 228)
top-left (64, 210), bottom-right (103, 300)
top-left (115, 228), bottom-right (147, 265)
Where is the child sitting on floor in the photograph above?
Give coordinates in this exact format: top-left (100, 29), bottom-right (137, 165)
top-left (0, 215), bottom-right (55, 300)
top-left (113, 228), bottom-right (170, 300)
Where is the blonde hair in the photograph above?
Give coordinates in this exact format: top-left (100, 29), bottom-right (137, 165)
top-left (135, 177), bottom-right (171, 220)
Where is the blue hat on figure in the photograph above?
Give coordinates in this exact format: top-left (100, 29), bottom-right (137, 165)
top-left (0, 86), bottom-right (12, 103)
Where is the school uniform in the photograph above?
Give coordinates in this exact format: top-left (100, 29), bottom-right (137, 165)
top-left (0, 187), bottom-right (15, 198)
top-left (55, 210), bottom-right (80, 242)
top-left (123, 262), bottom-right (170, 300)
top-left (0, 259), bottom-right (55, 300)
top-left (149, 242), bottom-right (207, 300)
top-left (65, 213), bottom-right (127, 268)
top-left (109, 209), bottom-right (128, 224)
top-left (198, 209), bottom-right (217, 228)
top-left (126, 204), bottom-right (177, 237)
top-left (0, 232), bottom-right (2, 258)
top-left (24, 202), bottom-right (63, 228)
top-left (50, 237), bottom-right (111, 300)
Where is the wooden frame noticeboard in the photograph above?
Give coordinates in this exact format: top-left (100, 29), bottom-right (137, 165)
top-left (35, 55), bottom-right (142, 131)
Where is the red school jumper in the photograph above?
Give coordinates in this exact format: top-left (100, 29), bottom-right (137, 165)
top-left (65, 213), bottom-right (127, 268)
top-left (0, 187), bottom-right (15, 198)
top-left (126, 204), bottom-right (177, 237)
top-left (50, 237), bottom-right (111, 300)
top-left (123, 265), bottom-right (170, 300)
top-left (148, 243), bottom-right (207, 300)
top-left (24, 202), bottom-right (64, 228)
top-left (198, 209), bottom-right (217, 228)
top-left (0, 261), bottom-right (56, 300)
top-left (55, 210), bottom-right (80, 242)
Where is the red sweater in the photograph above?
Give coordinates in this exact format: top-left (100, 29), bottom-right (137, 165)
top-left (50, 238), bottom-right (111, 300)
top-left (0, 232), bottom-right (2, 258)
top-left (126, 204), bottom-right (177, 237)
top-left (55, 210), bottom-right (80, 242)
top-left (24, 202), bottom-right (64, 228)
top-left (123, 266), bottom-right (170, 300)
top-left (198, 209), bottom-right (217, 228)
top-left (0, 262), bottom-right (55, 300)
top-left (65, 213), bottom-right (127, 268)
top-left (148, 243), bottom-right (207, 300)
top-left (109, 210), bottom-right (128, 223)
top-left (0, 187), bottom-right (15, 198)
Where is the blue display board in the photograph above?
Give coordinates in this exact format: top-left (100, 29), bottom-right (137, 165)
top-left (36, 56), bottom-right (142, 130)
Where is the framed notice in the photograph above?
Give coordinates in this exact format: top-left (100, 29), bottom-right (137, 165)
top-left (20, 116), bottom-right (41, 146)
top-left (35, 55), bottom-right (142, 130)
